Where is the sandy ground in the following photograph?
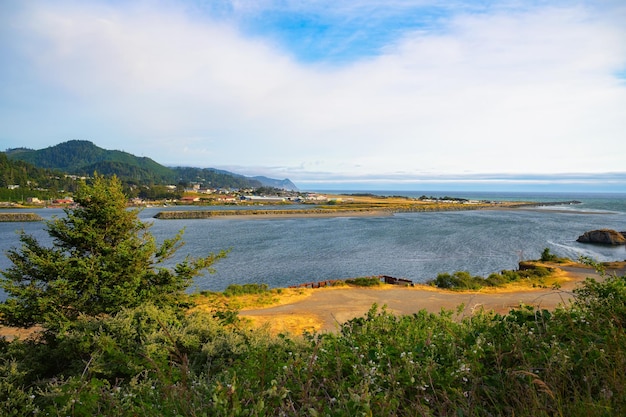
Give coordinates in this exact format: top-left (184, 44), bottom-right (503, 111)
top-left (241, 263), bottom-right (626, 335)
top-left (2, 263), bottom-right (624, 340)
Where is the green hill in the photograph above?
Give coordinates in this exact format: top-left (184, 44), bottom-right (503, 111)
top-left (5, 140), bottom-right (297, 190)
top-left (5, 140), bottom-right (176, 184)
top-left (0, 153), bottom-right (81, 201)
top-left (171, 166), bottom-right (264, 189)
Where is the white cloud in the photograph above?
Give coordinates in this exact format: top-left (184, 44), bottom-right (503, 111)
top-left (1, 0), bottom-right (625, 185)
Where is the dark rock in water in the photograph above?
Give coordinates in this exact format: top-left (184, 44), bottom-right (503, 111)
top-left (576, 229), bottom-right (626, 245)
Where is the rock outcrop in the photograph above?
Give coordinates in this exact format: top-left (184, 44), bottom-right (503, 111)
top-left (576, 229), bottom-right (626, 245)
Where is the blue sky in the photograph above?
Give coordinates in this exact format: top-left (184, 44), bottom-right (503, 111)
top-left (1, 0), bottom-right (625, 191)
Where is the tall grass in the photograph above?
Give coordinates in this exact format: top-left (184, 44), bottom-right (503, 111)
top-left (1, 269), bottom-right (625, 416)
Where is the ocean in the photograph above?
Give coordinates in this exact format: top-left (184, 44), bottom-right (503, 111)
top-left (0, 191), bottom-right (624, 295)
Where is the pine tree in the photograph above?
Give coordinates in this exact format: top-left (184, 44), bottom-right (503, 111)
top-left (0, 174), bottom-right (226, 330)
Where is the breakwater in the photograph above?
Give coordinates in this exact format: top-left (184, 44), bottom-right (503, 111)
top-left (0, 212), bottom-right (43, 222)
top-left (152, 201), bottom-right (558, 219)
top-left (516, 200), bottom-right (581, 207)
top-left (153, 208), bottom-right (390, 219)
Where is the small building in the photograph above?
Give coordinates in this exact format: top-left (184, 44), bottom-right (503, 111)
top-left (305, 193), bottom-right (328, 201)
top-left (242, 196), bottom-right (286, 203)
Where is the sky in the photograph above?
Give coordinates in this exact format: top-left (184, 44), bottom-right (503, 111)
top-left (1, 0), bottom-right (625, 192)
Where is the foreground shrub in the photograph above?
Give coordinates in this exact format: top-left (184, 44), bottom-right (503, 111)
top-left (430, 270), bottom-right (483, 290)
top-left (430, 263), bottom-right (555, 290)
top-left (223, 283), bottom-right (269, 296)
top-left (0, 174), bottom-right (227, 332)
top-left (1, 269), bottom-right (625, 416)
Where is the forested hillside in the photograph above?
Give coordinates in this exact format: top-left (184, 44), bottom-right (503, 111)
top-left (5, 140), bottom-right (297, 190)
top-left (0, 153), bottom-right (79, 200)
top-left (171, 166), bottom-right (263, 189)
top-left (6, 140), bottom-right (177, 184)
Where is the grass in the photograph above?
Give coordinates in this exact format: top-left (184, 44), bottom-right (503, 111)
top-left (4, 268), bottom-right (624, 416)
top-left (191, 286), bottom-right (310, 312)
top-left (428, 263), bottom-right (556, 290)
top-left (4, 256), bottom-right (625, 415)
top-left (428, 251), bottom-right (575, 291)
top-left (344, 276), bottom-right (383, 287)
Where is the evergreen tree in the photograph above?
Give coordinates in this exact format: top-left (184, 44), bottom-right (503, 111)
top-left (0, 174), bottom-right (226, 330)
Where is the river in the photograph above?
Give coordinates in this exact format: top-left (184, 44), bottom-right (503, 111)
top-left (0, 191), bottom-right (624, 294)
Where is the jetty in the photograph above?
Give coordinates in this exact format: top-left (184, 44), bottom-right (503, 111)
top-left (152, 199), bottom-right (583, 220)
top-left (153, 208), bottom-right (390, 219)
top-left (0, 212), bottom-right (43, 222)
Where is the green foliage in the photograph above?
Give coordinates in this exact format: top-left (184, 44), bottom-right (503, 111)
top-left (0, 152), bottom-right (80, 200)
top-left (6, 140), bottom-right (176, 184)
top-left (541, 247), bottom-right (557, 262)
top-left (345, 276), bottom-right (382, 287)
top-left (540, 247), bottom-right (569, 263)
top-left (5, 140), bottom-right (269, 190)
top-left (0, 174), bottom-right (227, 330)
top-left (430, 264), bottom-right (554, 290)
top-left (431, 270), bottom-right (484, 290)
top-left (173, 166), bottom-right (263, 189)
top-left (137, 184), bottom-right (183, 200)
top-left (1, 269), bottom-right (626, 415)
top-left (223, 283), bottom-right (269, 297)
top-left (251, 186), bottom-right (287, 196)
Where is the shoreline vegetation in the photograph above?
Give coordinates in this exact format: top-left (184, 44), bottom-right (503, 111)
top-left (193, 257), bottom-right (626, 336)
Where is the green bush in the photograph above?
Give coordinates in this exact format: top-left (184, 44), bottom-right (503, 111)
top-left (540, 247), bottom-right (569, 263)
top-left (345, 276), bottom-right (382, 287)
top-left (223, 283), bottom-right (269, 297)
top-left (431, 271), bottom-right (483, 290)
top-left (430, 263), bottom-right (555, 290)
top-left (485, 272), bottom-right (507, 286)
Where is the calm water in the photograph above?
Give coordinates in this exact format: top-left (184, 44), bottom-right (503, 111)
top-left (0, 191), bottom-right (624, 295)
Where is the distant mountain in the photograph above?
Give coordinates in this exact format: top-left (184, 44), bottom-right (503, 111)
top-left (252, 176), bottom-right (298, 191)
top-left (170, 166), bottom-right (264, 190)
top-left (5, 140), bottom-right (298, 190)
